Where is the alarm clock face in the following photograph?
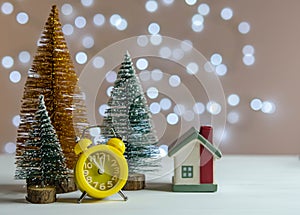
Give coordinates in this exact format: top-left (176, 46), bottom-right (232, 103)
top-left (84, 151), bottom-right (121, 191)
top-left (75, 145), bottom-right (128, 199)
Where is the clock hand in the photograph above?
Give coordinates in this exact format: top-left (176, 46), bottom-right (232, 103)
top-left (99, 155), bottom-right (105, 173)
top-left (88, 157), bottom-right (104, 174)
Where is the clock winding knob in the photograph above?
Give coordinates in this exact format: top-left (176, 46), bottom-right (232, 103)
top-left (107, 138), bottom-right (126, 154)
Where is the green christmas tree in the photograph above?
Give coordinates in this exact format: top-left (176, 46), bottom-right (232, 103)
top-left (15, 95), bottom-right (69, 186)
top-left (102, 52), bottom-right (160, 173)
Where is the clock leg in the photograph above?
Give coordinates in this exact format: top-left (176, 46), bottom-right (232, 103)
top-left (77, 191), bottom-right (87, 204)
top-left (118, 190), bottom-right (128, 201)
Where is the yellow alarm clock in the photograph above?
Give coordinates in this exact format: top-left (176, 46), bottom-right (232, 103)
top-left (74, 126), bottom-right (128, 203)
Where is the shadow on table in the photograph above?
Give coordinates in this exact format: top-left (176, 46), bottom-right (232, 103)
top-left (56, 197), bottom-right (127, 204)
top-left (145, 183), bottom-right (172, 192)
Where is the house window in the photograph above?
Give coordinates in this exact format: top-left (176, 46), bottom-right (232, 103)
top-left (182, 166), bottom-right (193, 178)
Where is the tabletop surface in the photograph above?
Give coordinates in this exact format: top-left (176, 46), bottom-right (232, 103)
top-left (1, 154), bottom-right (300, 215)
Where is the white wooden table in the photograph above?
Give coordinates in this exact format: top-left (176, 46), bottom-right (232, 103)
top-left (1, 154), bottom-right (300, 215)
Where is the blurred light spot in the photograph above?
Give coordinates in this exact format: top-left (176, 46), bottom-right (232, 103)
top-left (204, 62), bottom-right (214, 73)
top-left (116, 18), bottom-right (128, 31)
top-left (99, 104), bottom-right (109, 116)
top-left (243, 45), bottom-right (255, 55)
top-left (183, 110), bottom-right (195, 122)
top-left (106, 71), bottom-right (117, 83)
top-left (145, 0), bottom-right (158, 13)
top-left (75, 16), bottom-right (86, 29)
top-left (61, 4), bottom-right (73, 15)
top-left (250, 98), bottom-right (262, 111)
top-left (160, 98), bottom-right (172, 110)
top-left (159, 46), bottom-right (172, 58)
top-left (210, 53), bottom-right (222, 66)
top-left (18, 51), bottom-right (30, 63)
top-left (186, 62), bottom-right (199, 75)
top-left (191, 23), bottom-right (204, 32)
top-left (167, 113), bottom-right (179, 125)
top-left (261, 101), bottom-right (276, 114)
top-left (185, 0), bottom-right (197, 6)
top-left (169, 75), bottom-right (181, 87)
top-left (150, 102), bottom-right (161, 114)
top-left (136, 58), bottom-right (149, 70)
top-left (4, 142), bottom-right (16, 154)
top-left (150, 34), bottom-right (162, 45)
top-left (215, 64), bottom-right (227, 76)
top-left (162, 0), bottom-right (174, 5)
top-left (192, 14), bottom-right (204, 26)
top-left (227, 111), bottom-right (239, 124)
top-left (148, 22), bottom-right (160, 35)
top-left (198, 3), bottom-right (210, 16)
top-left (139, 70), bottom-right (151, 81)
top-left (10, 71), bottom-right (21, 83)
top-left (238, 22), bottom-right (251, 34)
top-left (75, 52), bottom-right (88, 64)
top-left (81, 0), bottom-right (94, 7)
top-left (243, 55), bottom-right (255, 66)
top-left (172, 48), bottom-right (184, 60)
top-left (93, 56), bottom-right (105, 68)
top-left (151, 69), bottom-right (163, 81)
top-left (16, 12), bottom-right (29, 24)
top-left (174, 104), bottom-right (185, 116)
top-left (181, 40), bottom-right (193, 52)
top-left (137, 35), bottom-right (149, 47)
top-left (82, 36), bottom-right (94, 48)
top-left (93, 14), bottom-right (105, 26)
top-left (89, 127), bottom-right (101, 137)
top-left (159, 145), bottom-right (168, 157)
top-left (193, 102), bottom-right (205, 114)
top-left (227, 94), bottom-right (240, 106)
top-left (106, 86), bottom-right (113, 97)
top-left (147, 87), bottom-right (159, 99)
top-left (221, 7), bottom-right (233, 20)
top-left (110, 14), bottom-right (122, 27)
top-left (207, 101), bottom-right (221, 115)
top-left (12, 115), bottom-right (20, 127)
top-left (62, 24), bottom-right (74, 36)
top-left (2, 56), bottom-right (14, 68)
top-left (1, 2), bottom-right (13, 15)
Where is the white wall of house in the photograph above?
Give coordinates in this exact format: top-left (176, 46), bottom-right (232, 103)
top-left (173, 140), bottom-right (200, 185)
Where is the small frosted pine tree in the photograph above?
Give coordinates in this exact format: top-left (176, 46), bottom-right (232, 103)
top-left (16, 95), bottom-right (69, 186)
top-left (102, 52), bottom-right (160, 173)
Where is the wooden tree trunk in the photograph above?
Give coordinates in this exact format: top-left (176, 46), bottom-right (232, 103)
top-left (26, 186), bottom-right (56, 204)
top-left (54, 175), bottom-right (77, 194)
top-left (27, 174), bottom-right (77, 194)
top-left (122, 173), bottom-right (145, 190)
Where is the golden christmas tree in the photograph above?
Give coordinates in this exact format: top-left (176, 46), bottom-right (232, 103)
top-left (15, 5), bottom-right (88, 173)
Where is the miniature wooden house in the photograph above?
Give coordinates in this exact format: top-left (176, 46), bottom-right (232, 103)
top-left (168, 126), bottom-right (222, 192)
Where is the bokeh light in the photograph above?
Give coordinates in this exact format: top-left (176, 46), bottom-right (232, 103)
top-left (75, 52), bottom-right (88, 64)
top-left (167, 113), bottom-right (179, 125)
top-left (16, 12), bottom-right (29, 24)
top-left (1, 2), bottom-right (14, 15)
top-left (9, 71), bottom-right (21, 83)
top-left (98, 104), bottom-right (108, 116)
top-left (145, 0), bottom-right (158, 13)
top-left (61, 4), bottom-right (73, 16)
top-left (220, 7), bottom-right (233, 20)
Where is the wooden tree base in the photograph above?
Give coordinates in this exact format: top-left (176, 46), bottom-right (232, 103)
top-left (26, 174), bottom-right (77, 194)
top-left (122, 173), bottom-right (145, 190)
top-left (55, 175), bottom-right (77, 194)
top-left (26, 186), bottom-right (56, 204)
